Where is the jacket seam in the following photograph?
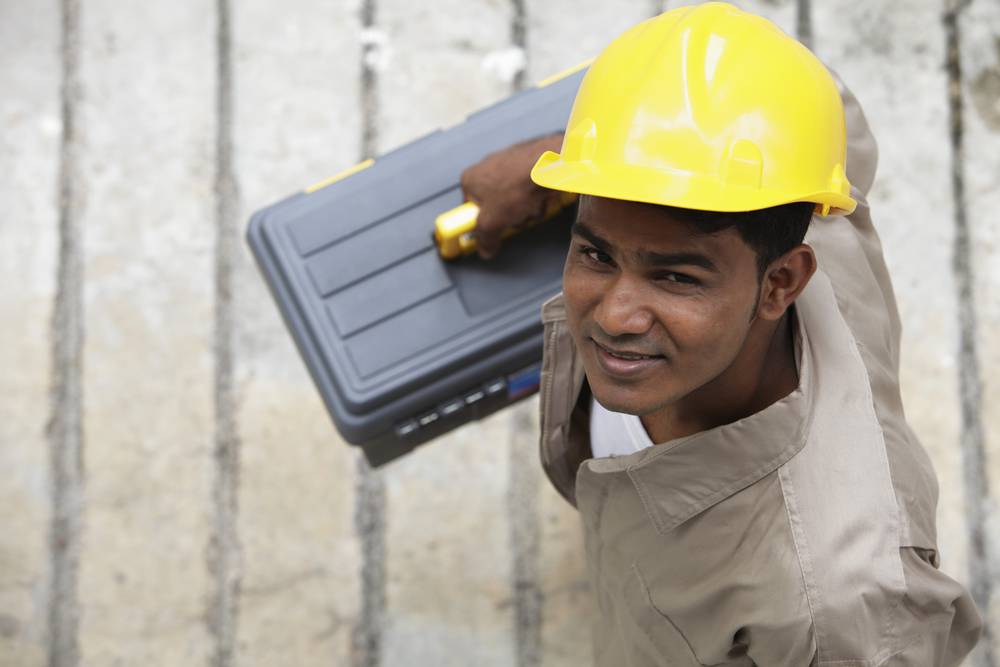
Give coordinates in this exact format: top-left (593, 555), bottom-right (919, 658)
top-left (838, 301), bottom-right (906, 663)
top-left (629, 562), bottom-right (707, 665)
top-left (778, 466), bottom-right (825, 662)
top-left (539, 322), bottom-right (559, 457)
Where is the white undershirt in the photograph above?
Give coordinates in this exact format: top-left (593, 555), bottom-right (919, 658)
top-left (589, 396), bottom-right (656, 458)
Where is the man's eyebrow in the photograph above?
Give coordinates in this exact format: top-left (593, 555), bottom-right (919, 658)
top-left (570, 220), bottom-right (719, 272)
top-left (640, 249), bottom-right (719, 272)
top-left (570, 220), bottom-right (613, 253)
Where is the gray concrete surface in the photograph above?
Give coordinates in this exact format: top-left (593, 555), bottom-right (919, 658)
top-left (75, 4), bottom-right (219, 665)
top-left (0, 2), bottom-right (60, 665)
top-left (231, 1), bottom-right (363, 663)
top-left (1, 0), bottom-right (998, 665)
top-left (960, 0), bottom-right (1000, 653)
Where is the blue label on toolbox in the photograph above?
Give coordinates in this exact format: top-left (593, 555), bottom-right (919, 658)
top-left (506, 362), bottom-right (542, 400)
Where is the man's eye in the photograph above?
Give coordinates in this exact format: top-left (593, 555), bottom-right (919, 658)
top-left (578, 246), bottom-right (612, 265)
top-left (658, 272), bottom-right (698, 285)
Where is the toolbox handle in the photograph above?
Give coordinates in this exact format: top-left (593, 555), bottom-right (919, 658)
top-left (434, 191), bottom-right (578, 260)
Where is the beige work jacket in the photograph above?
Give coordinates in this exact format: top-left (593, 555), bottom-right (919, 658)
top-left (536, 76), bottom-right (983, 665)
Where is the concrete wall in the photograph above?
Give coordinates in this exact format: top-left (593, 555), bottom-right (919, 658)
top-left (1, 0), bottom-right (997, 665)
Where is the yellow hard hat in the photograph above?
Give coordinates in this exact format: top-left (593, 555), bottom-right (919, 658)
top-left (530, 2), bottom-right (856, 216)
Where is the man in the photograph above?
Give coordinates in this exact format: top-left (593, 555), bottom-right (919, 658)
top-left (460, 3), bottom-right (982, 665)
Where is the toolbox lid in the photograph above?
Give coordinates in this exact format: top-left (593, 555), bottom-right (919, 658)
top-left (247, 68), bottom-right (586, 443)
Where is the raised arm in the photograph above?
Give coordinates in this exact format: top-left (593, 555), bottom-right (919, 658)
top-left (803, 71), bottom-right (984, 663)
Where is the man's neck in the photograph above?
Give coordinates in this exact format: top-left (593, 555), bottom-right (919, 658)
top-left (640, 307), bottom-right (800, 444)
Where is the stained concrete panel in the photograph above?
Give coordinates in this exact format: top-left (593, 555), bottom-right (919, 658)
top-left (736, 0), bottom-right (797, 35)
top-left (76, 2), bottom-right (216, 663)
top-left (231, 1), bottom-right (364, 664)
top-left (962, 0), bottom-right (1000, 655)
top-left (524, 0), bottom-right (666, 86)
top-left (0, 1), bottom-right (60, 664)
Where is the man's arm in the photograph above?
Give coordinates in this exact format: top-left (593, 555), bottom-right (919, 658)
top-left (802, 72), bottom-right (983, 665)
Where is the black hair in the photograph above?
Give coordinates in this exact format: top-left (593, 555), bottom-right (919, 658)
top-left (662, 201), bottom-right (815, 278)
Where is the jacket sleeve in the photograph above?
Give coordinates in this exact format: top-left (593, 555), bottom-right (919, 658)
top-left (805, 69), bottom-right (942, 553)
top-left (884, 547), bottom-right (983, 666)
top-left (745, 547), bottom-right (982, 666)
top-left (798, 71), bottom-right (983, 666)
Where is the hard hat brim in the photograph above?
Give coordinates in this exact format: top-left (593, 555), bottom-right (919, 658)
top-left (530, 150), bottom-right (857, 216)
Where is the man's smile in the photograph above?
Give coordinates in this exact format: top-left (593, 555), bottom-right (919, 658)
top-left (591, 338), bottom-right (666, 379)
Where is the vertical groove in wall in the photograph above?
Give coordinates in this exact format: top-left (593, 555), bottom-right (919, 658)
top-left (351, 2), bottom-right (386, 665)
top-left (796, 0), bottom-right (813, 50)
top-left (47, 1), bottom-right (84, 665)
top-left (351, 452), bottom-right (386, 667)
top-left (943, 1), bottom-right (995, 664)
top-left (208, 0), bottom-right (242, 664)
top-left (507, 4), bottom-right (543, 665)
top-left (508, 405), bottom-right (542, 667)
top-left (510, 0), bottom-right (527, 92)
top-left (352, 451), bottom-right (385, 667)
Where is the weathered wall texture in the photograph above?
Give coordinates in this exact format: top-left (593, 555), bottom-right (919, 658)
top-left (1, 0), bottom-right (997, 665)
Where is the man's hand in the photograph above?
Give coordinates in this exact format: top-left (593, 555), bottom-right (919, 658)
top-left (459, 132), bottom-right (566, 259)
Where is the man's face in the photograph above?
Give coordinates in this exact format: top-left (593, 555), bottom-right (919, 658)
top-left (563, 195), bottom-right (764, 416)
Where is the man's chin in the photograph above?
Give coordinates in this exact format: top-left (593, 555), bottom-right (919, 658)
top-left (588, 382), bottom-right (663, 417)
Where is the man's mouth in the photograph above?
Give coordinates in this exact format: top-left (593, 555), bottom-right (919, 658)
top-left (590, 338), bottom-right (665, 379)
top-left (591, 340), bottom-right (662, 360)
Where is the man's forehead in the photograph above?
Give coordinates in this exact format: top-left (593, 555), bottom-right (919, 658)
top-left (574, 195), bottom-right (743, 259)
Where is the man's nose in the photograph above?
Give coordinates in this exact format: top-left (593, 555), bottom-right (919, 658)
top-left (592, 273), bottom-right (654, 337)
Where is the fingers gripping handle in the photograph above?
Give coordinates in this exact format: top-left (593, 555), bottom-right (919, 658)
top-left (433, 192), bottom-right (578, 260)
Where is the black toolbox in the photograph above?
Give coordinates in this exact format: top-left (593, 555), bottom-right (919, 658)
top-left (246, 65), bottom-right (586, 466)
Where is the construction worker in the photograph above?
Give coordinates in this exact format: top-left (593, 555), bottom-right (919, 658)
top-left (460, 3), bottom-right (983, 664)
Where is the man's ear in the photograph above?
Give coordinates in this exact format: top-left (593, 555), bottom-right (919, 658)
top-left (756, 244), bottom-right (817, 321)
